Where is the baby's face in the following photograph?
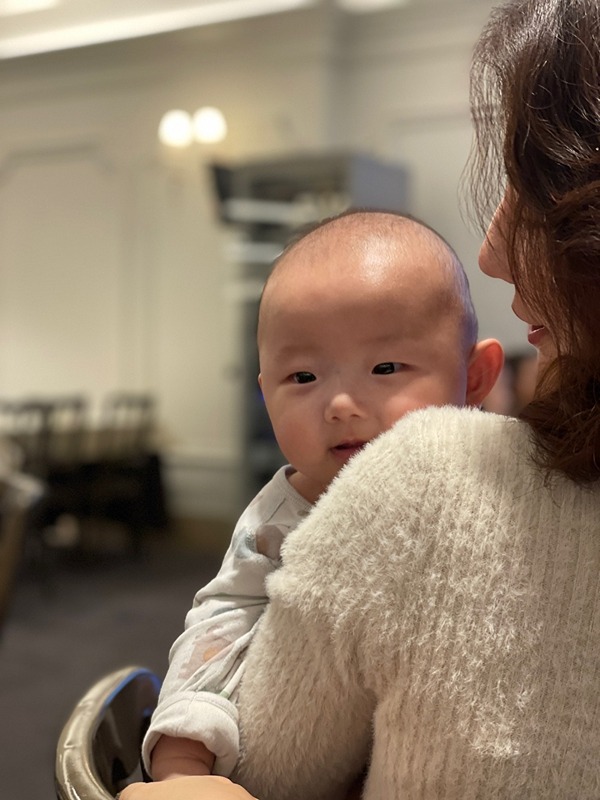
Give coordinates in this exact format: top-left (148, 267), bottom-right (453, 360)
top-left (258, 223), bottom-right (471, 503)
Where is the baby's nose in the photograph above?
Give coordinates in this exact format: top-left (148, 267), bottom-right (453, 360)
top-left (324, 391), bottom-right (365, 422)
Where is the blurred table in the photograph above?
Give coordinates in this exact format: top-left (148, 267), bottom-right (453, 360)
top-left (42, 428), bottom-right (169, 548)
top-left (0, 396), bottom-right (169, 556)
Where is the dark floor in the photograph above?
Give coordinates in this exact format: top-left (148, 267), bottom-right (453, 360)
top-left (0, 529), bottom-right (222, 800)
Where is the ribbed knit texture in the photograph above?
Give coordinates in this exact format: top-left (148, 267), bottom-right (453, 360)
top-left (232, 406), bottom-right (600, 799)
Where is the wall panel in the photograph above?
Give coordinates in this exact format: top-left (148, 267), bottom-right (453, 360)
top-left (0, 145), bottom-right (123, 410)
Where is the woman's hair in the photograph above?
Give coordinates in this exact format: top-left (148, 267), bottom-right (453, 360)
top-left (466, 0), bottom-right (600, 483)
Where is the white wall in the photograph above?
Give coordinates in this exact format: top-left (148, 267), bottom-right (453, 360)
top-left (0, 0), bottom-right (526, 520)
top-left (338, 1), bottom-right (523, 345)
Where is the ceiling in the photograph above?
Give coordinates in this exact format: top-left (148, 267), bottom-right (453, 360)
top-left (0, 0), bottom-right (322, 59)
top-left (0, 0), bottom-right (426, 59)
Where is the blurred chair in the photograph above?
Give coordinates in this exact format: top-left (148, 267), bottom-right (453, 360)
top-left (0, 473), bottom-right (44, 633)
top-left (2, 397), bottom-right (92, 574)
top-left (45, 395), bottom-right (88, 469)
top-left (81, 393), bottom-right (168, 555)
top-left (0, 399), bottom-right (53, 477)
top-left (39, 395), bottom-right (90, 527)
top-left (98, 393), bottom-right (156, 461)
top-left (55, 666), bottom-right (161, 800)
top-left (0, 395), bottom-right (88, 478)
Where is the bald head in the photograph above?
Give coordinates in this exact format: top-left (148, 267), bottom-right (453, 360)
top-left (258, 209), bottom-right (478, 355)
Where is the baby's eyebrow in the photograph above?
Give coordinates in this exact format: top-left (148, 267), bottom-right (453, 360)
top-left (363, 332), bottom-right (403, 344)
top-left (267, 342), bottom-right (320, 358)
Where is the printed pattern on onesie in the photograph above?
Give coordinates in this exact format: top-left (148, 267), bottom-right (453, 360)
top-left (174, 465), bottom-right (311, 703)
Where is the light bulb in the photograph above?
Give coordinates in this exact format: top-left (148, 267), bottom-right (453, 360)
top-left (158, 110), bottom-right (193, 148)
top-left (193, 107), bottom-right (228, 144)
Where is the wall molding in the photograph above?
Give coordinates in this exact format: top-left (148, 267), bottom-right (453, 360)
top-left (0, 140), bottom-right (115, 184)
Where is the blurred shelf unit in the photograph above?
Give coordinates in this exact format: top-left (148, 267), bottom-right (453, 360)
top-left (210, 151), bottom-right (409, 503)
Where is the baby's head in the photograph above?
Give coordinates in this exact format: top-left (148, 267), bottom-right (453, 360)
top-left (257, 209), bottom-right (503, 502)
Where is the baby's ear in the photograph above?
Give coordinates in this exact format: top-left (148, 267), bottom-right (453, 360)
top-left (465, 338), bottom-right (505, 407)
top-left (258, 373), bottom-right (263, 390)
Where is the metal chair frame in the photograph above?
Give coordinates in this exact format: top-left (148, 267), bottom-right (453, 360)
top-left (55, 666), bottom-right (161, 800)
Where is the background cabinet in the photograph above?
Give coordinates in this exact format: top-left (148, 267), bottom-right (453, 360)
top-left (214, 152), bottom-right (410, 504)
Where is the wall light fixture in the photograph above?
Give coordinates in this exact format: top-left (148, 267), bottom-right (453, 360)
top-left (159, 107), bottom-right (228, 148)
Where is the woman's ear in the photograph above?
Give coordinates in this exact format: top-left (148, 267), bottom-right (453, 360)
top-left (465, 338), bottom-right (505, 407)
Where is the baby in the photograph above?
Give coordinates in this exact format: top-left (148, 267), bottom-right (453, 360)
top-left (142, 209), bottom-right (503, 780)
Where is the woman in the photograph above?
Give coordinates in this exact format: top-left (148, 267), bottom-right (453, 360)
top-left (122, 0), bottom-right (600, 797)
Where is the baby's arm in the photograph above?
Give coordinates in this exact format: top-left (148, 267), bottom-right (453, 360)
top-left (144, 519), bottom-right (287, 779)
top-left (150, 735), bottom-right (214, 779)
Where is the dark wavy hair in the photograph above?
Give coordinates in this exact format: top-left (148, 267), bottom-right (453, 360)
top-left (466, 0), bottom-right (600, 483)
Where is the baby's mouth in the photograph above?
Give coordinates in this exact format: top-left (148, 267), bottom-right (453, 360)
top-left (332, 440), bottom-right (367, 457)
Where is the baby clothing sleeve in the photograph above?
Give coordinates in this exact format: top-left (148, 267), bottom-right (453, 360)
top-left (142, 465), bottom-right (311, 777)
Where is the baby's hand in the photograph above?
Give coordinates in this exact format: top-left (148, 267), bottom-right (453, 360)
top-left (119, 776), bottom-right (258, 800)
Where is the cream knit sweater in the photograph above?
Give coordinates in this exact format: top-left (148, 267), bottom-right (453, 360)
top-left (232, 406), bottom-right (600, 800)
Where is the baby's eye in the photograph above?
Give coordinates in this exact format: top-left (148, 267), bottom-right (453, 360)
top-left (372, 362), bottom-right (404, 375)
top-left (292, 371), bottom-right (316, 384)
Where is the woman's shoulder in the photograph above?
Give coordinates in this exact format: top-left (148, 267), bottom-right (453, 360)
top-left (345, 405), bottom-right (528, 483)
top-left (386, 404), bottom-right (523, 442)
top-left (272, 408), bottom-right (533, 616)
top-left (285, 407), bottom-right (529, 557)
